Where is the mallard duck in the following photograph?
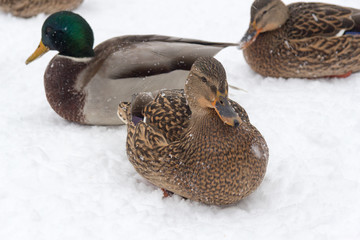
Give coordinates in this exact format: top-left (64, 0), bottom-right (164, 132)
top-left (117, 57), bottom-right (269, 206)
top-left (0, 0), bottom-right (83, 18)
top-left (26, 11), bottom-right (238, 125)
top-left (240, 0), bottom-right (360, 78)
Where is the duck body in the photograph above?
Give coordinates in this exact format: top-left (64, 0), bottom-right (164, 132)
top-left (44, 35), bottom-right (236, 125)
top-left (0, 0), bottom-right (83, 18)
top-left (118, 57), bottom-right (269, 205)
top-left (27, 12), bottom-right (237, 125)
top-left (241, 0), bottom-right (360, 78)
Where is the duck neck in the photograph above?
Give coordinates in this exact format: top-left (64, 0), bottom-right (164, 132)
top-left (188, 108), bottom-right (231, 138)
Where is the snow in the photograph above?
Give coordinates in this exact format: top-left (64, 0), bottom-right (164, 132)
top-left (251, 144), bottom-right (262, 159)
top-left (312, 13), bottom-right (319, 22)
top-left (1, 0), bottom-right (360, 239)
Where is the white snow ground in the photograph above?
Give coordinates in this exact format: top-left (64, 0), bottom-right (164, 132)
top-left (1, 0), bottom-right (360, 239)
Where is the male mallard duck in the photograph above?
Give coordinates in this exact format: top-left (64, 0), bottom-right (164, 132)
top-left (117, 57), bottom-right (269, 205)
top-left (26, 11), bottom-right (238, 125)
top-left (240, 0), bottom-right (360, 78)
top-left (0, 0), bottom-right (83, 18)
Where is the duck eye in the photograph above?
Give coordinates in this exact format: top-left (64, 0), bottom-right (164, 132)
top-left (201, 77), bottom-right (207, 83)
top-left (46, 27), bottom-right (52, 33)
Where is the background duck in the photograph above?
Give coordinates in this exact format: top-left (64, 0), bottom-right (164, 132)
top-left (26, 11), bottom-right (238, 125)
top-left (240, 0), bottom-right (360, 78)
top-left (118, 57), bottom-right (269, 206)
top-left (0, 0), bottom-right (83, 18)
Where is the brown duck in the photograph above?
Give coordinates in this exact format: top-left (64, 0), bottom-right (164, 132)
top-left (240, 0), bottom-right (360, 78)
top-left (118, 57), bottom-right (269, 206)
top-left (0, 0), bottom-right (83, 18)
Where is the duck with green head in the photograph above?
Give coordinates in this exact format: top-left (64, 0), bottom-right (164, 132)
top-left (26, 11), bottom-right (237, 125)
top-left (117, 57), bottom-right (269, 205)
top-left (240, 0), bottom-right (360, 78)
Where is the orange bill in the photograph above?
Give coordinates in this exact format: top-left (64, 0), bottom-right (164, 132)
top-left (239, 23), bottom-right (262, 49)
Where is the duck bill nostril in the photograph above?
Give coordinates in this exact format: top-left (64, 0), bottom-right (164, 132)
top-left (212, 96), bottom-right (242, 127)
top-left (234, 119), bottom-right (240, 127)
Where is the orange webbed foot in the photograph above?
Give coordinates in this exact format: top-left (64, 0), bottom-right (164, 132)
top-left (326, 71), bottom-right (352, 78)
top-left (161, 188), bottom-right (174, 198)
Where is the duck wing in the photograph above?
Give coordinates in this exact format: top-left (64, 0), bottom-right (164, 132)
top-left (119, 99), bottom-right (168, 169)
top-left (91, 35), bottom-right (237, 80)
top-left (286, 3), bottom-right (360, 39)
top-left (119, 88), bottom-right (190, 143)
top-left (142, 89), bottom-right (190, 142)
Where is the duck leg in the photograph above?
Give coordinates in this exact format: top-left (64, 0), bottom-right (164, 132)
top-left (161, 188), bottom-right (174, 198)
top-left (326, 71), bottom-right (352, 78)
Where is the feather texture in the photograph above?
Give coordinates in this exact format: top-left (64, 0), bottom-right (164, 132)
top-left (241, 0), bottom-right (360, 78)
top-left (0, 0), bottom-right (83, 18)
top-left (119, 57), bottom-right (269, 205)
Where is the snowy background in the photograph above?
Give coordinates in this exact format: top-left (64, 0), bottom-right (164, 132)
top-left (1, 0), bottom-right (360, 239)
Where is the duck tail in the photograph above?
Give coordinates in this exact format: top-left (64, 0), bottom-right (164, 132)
top-left (118, 92), bottom-right (156, 125)
top-left (117, 102), bottom-right (131, 124)
top-left (345, 12), bottom-right (360, 35)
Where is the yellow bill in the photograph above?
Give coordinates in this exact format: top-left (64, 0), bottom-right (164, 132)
top-left (25, 41), bottom-right (50, 65)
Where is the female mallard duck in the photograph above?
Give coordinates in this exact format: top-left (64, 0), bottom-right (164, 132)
top-left (0, 0), bottom-right (83, 18)
top-left (117, 57), bottom-right (269, 205)
top-left (240, 0), bottom-right (360, 78)
top-left (26, 11), bottom-right (237, 125)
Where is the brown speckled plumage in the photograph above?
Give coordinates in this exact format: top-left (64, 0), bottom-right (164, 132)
top-left (241, 0), bottom-right (360, 78)
top-left (118, 57), bottom-right (269, 205)
top-left (142, 90), bottom-right (191, 142)
top-left (0, 0), bottom-right (83, 18)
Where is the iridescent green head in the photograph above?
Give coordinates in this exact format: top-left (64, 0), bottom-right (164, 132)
top-left (26, 11), bottom-right (95, 64)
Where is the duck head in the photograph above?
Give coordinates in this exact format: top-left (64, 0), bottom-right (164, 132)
top-left (26, 11), bottom-right (95, 64)
top-left (240, 0), bottom-right (289, 49)
top-left (185, 57), bottom-right (241, 127)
